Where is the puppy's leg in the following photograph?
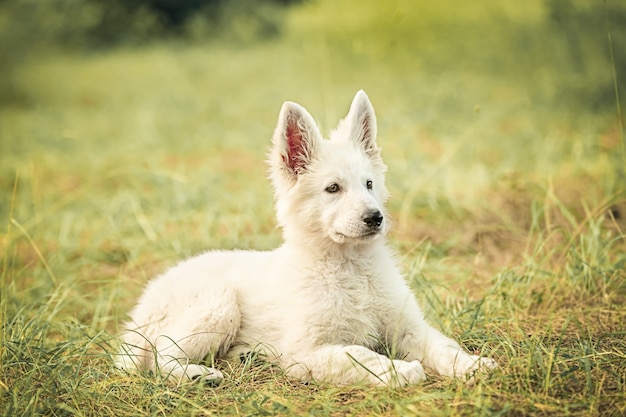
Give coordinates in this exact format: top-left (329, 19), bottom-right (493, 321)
top-left (396, 320), bottom-right (497, 380)
top-left (153, 287), bottom-right (240, 384)
top-left (286, 345), bottom-right (426, 387)
top-left (117, 328), bottom-right (152, 372)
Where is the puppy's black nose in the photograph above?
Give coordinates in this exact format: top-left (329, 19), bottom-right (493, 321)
top-left (363, 210), bottom-right (384, 229)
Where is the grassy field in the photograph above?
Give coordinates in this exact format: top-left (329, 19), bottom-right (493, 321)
top-left (1, 0), bottom-right (625, 415)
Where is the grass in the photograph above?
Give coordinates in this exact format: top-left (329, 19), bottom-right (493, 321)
top-left (1, 0), bottom-right (625, 415)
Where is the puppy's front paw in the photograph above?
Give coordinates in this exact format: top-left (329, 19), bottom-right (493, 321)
top-left (386, 360), bottom-right (427, 387)
top-left (455, 354), bottom-right (498, 382)
top-left (176, 364), bottom-right (223, 386)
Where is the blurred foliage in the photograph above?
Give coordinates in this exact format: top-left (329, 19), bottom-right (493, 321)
top-left (547, 0), bottom-right (626, 110)
top-left (0, 0), bottom-right (301, 99)
top-left (0, 0), bottom-right (624, 115)
top-left (0, 0), bottom-right (302, 47)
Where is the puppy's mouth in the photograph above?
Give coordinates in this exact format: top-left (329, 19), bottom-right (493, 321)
top-left (333, 229), bottom-right (382, 243)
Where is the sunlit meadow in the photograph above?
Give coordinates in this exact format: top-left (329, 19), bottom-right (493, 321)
top-left (1, 0), bottom-right (625, 415)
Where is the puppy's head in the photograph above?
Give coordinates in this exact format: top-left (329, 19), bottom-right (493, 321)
top-left (268, 91), bottom-right (389, 246)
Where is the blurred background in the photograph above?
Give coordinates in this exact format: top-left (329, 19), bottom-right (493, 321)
top-left (2, 0), bottom-right (624, 159)
top-left (0, 0), bottom-right (625, 260)
top-left (1, 0), bottom-right (624, 103)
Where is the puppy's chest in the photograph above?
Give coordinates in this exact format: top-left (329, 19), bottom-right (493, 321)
top-left (309, 268), bottom-right (388, 346)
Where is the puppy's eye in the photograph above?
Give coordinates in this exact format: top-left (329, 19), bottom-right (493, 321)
top-left (366, 180), bottom-right (373, 190)
top-left (325, 183), bottom-right (340, 193)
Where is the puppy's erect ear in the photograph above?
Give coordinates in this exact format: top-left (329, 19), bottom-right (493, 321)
top-left (272, 101), bottom-right (321, 180)
top-left (348, 90), bottom-right (379, 156)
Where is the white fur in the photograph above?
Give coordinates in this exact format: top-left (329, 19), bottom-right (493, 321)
top-left (117, 90), bottom-right (497, 386)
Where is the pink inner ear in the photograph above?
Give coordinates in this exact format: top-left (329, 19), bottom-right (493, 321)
top-left (285, 119), bottom-right (306, 174)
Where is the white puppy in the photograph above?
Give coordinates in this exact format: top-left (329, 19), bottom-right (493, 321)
top-left (117, 90), bottom-right (497, 386)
